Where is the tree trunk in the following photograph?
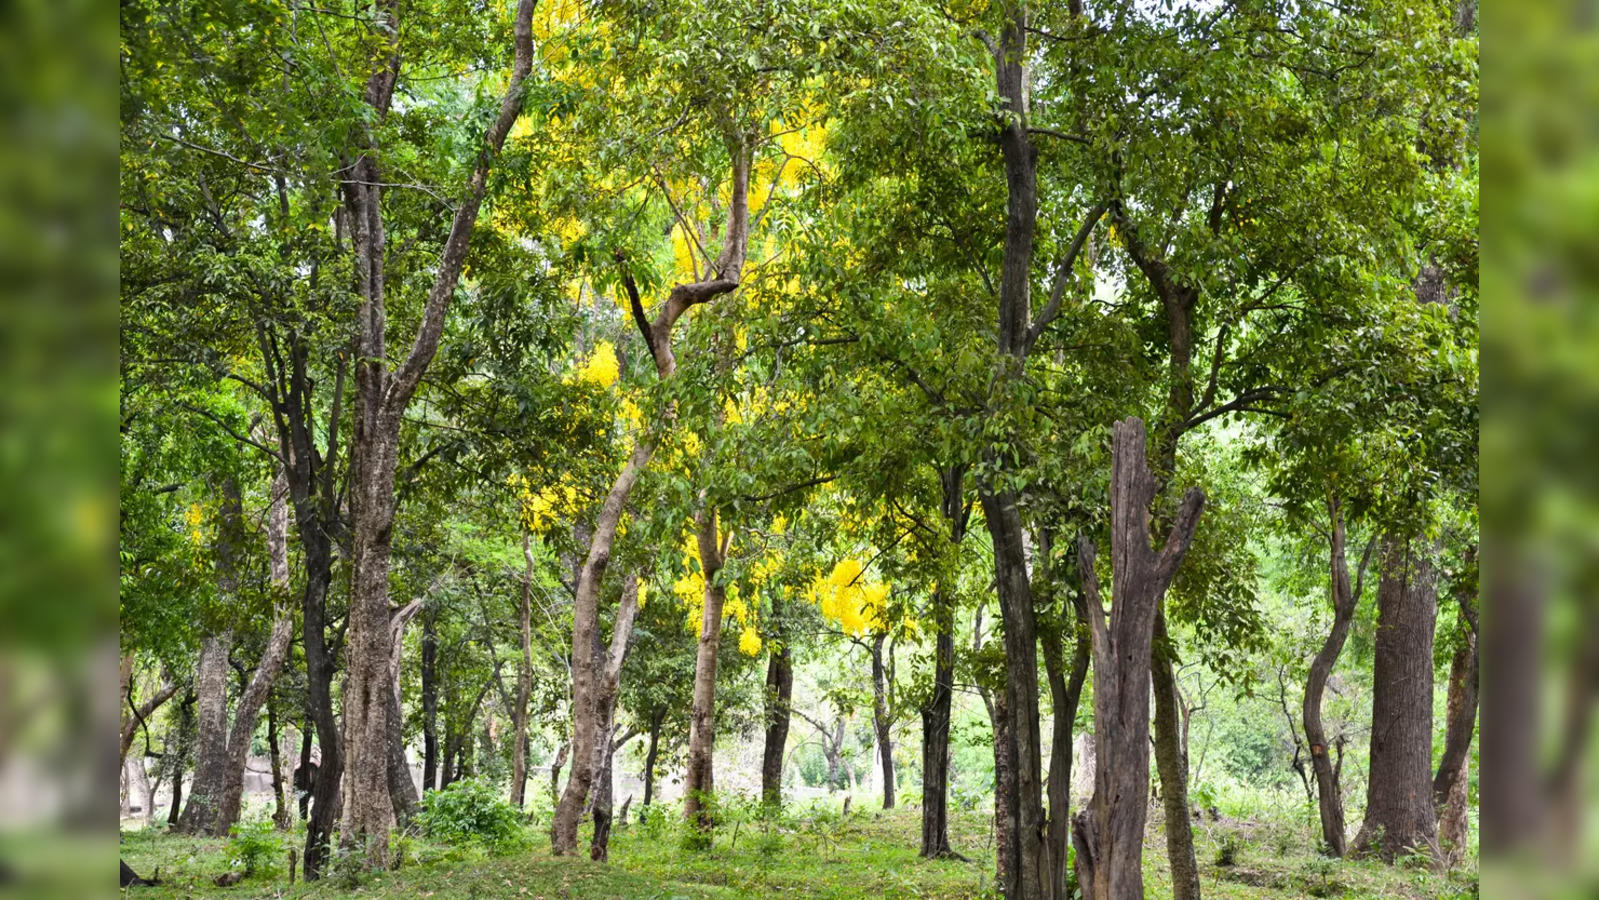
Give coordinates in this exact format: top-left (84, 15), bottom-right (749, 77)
top-left (989, 693), bottom-right (1011, 892)
top-left (268, 701), bottom-right (292, 830)
top-left (922, 464), bottom-right (967, 858)
top-left (870, 634), bottom-right (896, 810)
top-left (551, 441), bottom-right (655, 854)
top-left (1479, 543), bottom-right (1541, 856)
top-left (1305, 498), bottom-right (1369, 857)
top-left (1432, 552), bottom-right (1477, 867)
top-left (683, 512), bottom-right (729, 832)
top-left (213, 465), bottom-right (297, 836)
top-left (588, 575), bottom-right (641, 861)
top-left (921, 584), bottom-right (957, 858)
top-left (176, 630), bottom-right (233, 835)
top-left (549, 740), bottom-right (568, 806)
top-left (1152, 613), bottom-right (1201, 900)
top-left (167, 690), bottom-right (195, 828)
top-left (643, 711), bottom-right (663, 808)
top-left (761, 592), bottom-right (793, 808)
top-left (555, 133), bottom-right (750, 854)
top-left (591, 726), bottom-right (623, 861)
top-left (421, 611), bottom-right (439, 793)
top-left (338, 0), bottom-right (537, 869)
top-left (1353, 536), bottom-right (1440, 862)
top-left (511, 532), bottom-right (535, 807)
top-left (1040, 566), bottom-right (1090, 900)
top-left (1073, 419), bottom-right (1204, 900)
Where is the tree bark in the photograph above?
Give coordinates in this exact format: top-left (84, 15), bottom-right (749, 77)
top-left (683, 512), bottom-right (730, 832)
top-left (267, 700), bottom-right (292, 830)
top-left (1353, 536), bottom-right (1440, 862)
top-left (1304, 498), bottom-right (1371, 857)
top-left (1073, 419), bottom-right (1204, 900)
top-left (588, 575), bottom-right (641, 861)
top-left (922, 464), bottom-right (967, 858)
top-left (1432, 551), bottom-right (1477, 867)
top-left (1039, 543), bottom-right (1090, 900)
top-left (421, 610), bottom-right (439, 793)
top-left (989, 693), bottom-right (1011, 893)
top-left (643, 709), bottom-right (665, 807)
top-left (554, 134), bottom-right (751, 854)
top-left (511, 532), bottom-right (535, 807)
top-left (166, 691), bottom-right (194, 829)
top-left (213, 466), bottom-right (297, 836)
top-left (870, 633), bottom-right (896, 810)
top-left (761, 592), bottom-right (793, 808)
top-left (338, 0), bottom-right (537, 868)
top-left (1152, 612), bottom-right (1200, 900)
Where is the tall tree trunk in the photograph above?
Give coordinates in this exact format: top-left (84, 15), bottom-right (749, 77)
top-left (1432, 552), bottom-right (1478, 867)
top-left (761, 592), bottom-right (793, 808)
top-left (267, 700), bottom-right (292, 830)
top-left (588, 575), bottom-right (641, 861)
top-left (870, 633), bottom-right (896, 810)
top-left (1479, 543), bottom-right (1542, 856)
top-left (555, 134), bottom-right (750, 854)
top-left (549, 740), bottom-right (568, 807)
top-left (1073, 419), bottom-right (1204, 900)
top-left (421, 611), bottom-right (439, 793)
top-left (167, 690), bottom-right (196, 828)
top-left (337, 0), bottom-right (536, 869)
top-left (922, 463), bottom-right (968, 858)
top-left (214, 466), bottom-right (297, 836)
top-left (177, 474), bottom-right (245, 836)
top-left (989, 693), bottom-right (1011, 893)
top-left (1040, 557), bottom-right (1090, 900)
top-left (683, 512), bottom-right (730, 832)
top-left (1152, 612), bottom-right (1200, 900)
top-left (921, 585), bottom-right (957, 858)
top-left (511, 532), bottom-right (535, 807)
top-left (643, 710), bottom-right (663, 808)
top-left (1305, 498), bottom-right (1370, 857)
top-left (1353, 537), bottom-right (1440, 862)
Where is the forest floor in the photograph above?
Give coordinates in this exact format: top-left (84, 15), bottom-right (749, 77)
top-left (119, 805), bottom-right (1478, 899)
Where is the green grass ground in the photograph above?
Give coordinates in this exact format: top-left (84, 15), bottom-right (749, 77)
top-left (118, 805), bottom-right (1478, 899)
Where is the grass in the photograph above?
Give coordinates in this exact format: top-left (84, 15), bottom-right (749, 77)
top-left (119, 801), bottom-right (1478, 899)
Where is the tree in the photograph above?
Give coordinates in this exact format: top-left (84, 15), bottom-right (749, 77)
top-left (1073, 418), bottom-right (1204, 900)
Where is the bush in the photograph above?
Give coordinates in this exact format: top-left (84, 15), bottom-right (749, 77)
top-left (226, 818), bottom-right (283, 878)
top-left (416, 778), bottom-right (528, 853)
top-left (1214, 830), bottom-right (1243, 867)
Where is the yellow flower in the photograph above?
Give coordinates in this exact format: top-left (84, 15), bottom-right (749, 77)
top-left (576, 341), bottom-right (620, 388)
top-left (738, 626), bottom-right (763, 656)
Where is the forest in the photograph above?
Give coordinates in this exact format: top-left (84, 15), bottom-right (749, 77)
top-left (118, 0), bottom-right (1479, 897)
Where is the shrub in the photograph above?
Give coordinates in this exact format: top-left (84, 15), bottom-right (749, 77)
top-left (225, 818), bottom-right (283, 878)
top-left (417, 778), bottom-right (528, 853)
top-left (1214, 830), bottom-right (1243, 867)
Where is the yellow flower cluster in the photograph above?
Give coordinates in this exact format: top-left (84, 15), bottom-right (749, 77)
top-left (183, 502), bottom-right (207, 546)
top-left (575, 341), bottom-right (620, 388)
top-left (508, 472), bottom-right (578, 534)
top-left (807, 558), bottom-right (889, 636)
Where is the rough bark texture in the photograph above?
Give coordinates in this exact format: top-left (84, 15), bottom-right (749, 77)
top-left (1432, 556), bottom-right (1477, 867)
top-left (1039, 539), bottom-right (1090, 900)
top-left (642, 711), bottom-right (663, 808)
top-left (337, 0), bottom-right (536, 868)
top-left (1073, 419), bottom-right (1204, 900)
top-left (921, 464), bottom-right (968, 858)
top-left (760, 591), bottom-right (793, 808)
top-left (990, 693), bottom-right (1012, 893)
top-left (213, 466), bottom-right (297, 836)
top-left (683, 513), bottom-right (730, 831)
top-left (1151, 611), bottom-right (1200, 900)
top-left (511, 533), bottom-right (535, 807)
top-left (175, 476), bottom-right (239, 836)
top-left (555, 135), bottom-right (751, 853)
top-left (588, 575), bottom-right (641, 861)
top-left (1304, 498), bottom-right (1371, 857)
top-left (421, 611), bottom-right (439, 793)
top-left (1353, 537), bottom-right (1440, 862)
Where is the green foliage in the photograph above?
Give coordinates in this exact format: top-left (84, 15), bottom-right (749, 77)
top-left (225, 818), bottom-right (283, 878)
top-left (417, 779), bottom-right (530, 854)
